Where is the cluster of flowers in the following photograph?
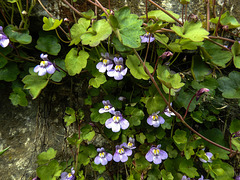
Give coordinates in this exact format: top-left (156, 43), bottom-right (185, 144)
top-left (0, 26), bottom-right (9, 48)
top-left (182, 175), bottom-right (208, 180)
top-left (96, 52), bottom-right (128, 80)
top-left (99, 100), bottom-right (129, 132)
top-left (94, 137), bottom-right (168, 166)
top-left (147, 103), bottom-right (175, 128)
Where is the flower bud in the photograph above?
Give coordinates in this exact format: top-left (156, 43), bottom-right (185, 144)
top-left (196, 88), bottom-right (209, 101)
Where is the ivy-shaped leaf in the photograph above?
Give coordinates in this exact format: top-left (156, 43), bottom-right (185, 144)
top-left (37, 148), bottom-right (57, 165)
top-left (0, 46), bottom-right (12, 68)
top-left (81, 19), bottom-right (112, 47)
top-left (89, 71), bottom-right (107, 88)
top-left (0, 62), bottom-right (20, 82)
top-left (111, 7), bottom-right (145, 48)
top-left (136, 133), bottom-right (146, 144)
top-left (42, 17), bottom-right (63, 31)
top-left (65, 48), bottom-right (89, 76)
top-left (171, 21), bottom-right (209, 42)
top-left (69, 18), bottom-right (90, 46)
top-left (4, 25), bottom-right (32, 44)
top-left (218, 71), bottom-right (240, 99)
top-left (80, 9), bottom-right (97, 20)
top-left (22, 68), bottom-right (49, 99)
top-left (50, 59), bottom-right (66, 82)
top-left (173, 129), bottom-right (187, 144)
top-left (35, 33), bottom-right (61, 55)
top-left (231, 41), bottom-right (240, 68)
top-left (191, 55), bottom-right (211, 81)
top-left (90, 106), bottom-right (111, 125)
top-left (9, 87), bottom-right (28, 106)
top-left (201, 40), bottom-right (232, 68)
top-left (64, 107), bottom-right (76, 126)
top-left (178, 158), bottom-right (199, 178)
top-left (124, 106), bottom-right (145, 126)
top-left (157, 64), bottom-right (185, 89)
top-left (210, 11), bottom-right (240, 29)
top-left (126, 54), bottom-right (154, 80)
top-left (37, 160), bottom-right (62, 180)
top-left (141, 10), bottom-right (180, 23)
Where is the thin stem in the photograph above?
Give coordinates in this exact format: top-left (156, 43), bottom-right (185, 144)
top-left (147, 0), bottom-right (183, 25)
top-left (145, 0), bottom-right (148, 23)
top-left (61, 0), bottom-right (81, 16)
top-left (133, 48), bottom-right (240, 155)
top-left (55, 29), bottom-right (71, 43)
top-left (215, 0), bottom-right (226, 36)
top-left (87, 0), bottom-right (102, 8)
top-left (108, 0), bottom-right (111, 12)
top-left (185, 4), bottom-right (187, 22)
top-left (206, 38), bottom-right (230, 51)
top-left (208, 35), bottom-right (235, 43)
top-left (183, 94), bottom-right (196, 120)
top-left (182, 5), bottom-right (184, 23)
top-left (206, 0), bottom-right (210, 31)
top-left (94, 0), bottom-right (109, 16)
top-left (212, 0), bottom-right (216, 18)
top-left (144, 35), bottom-right (151, 65)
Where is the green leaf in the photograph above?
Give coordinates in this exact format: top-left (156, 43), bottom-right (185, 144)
top-left (112, 36), bottom-right (132, 52)
top-left (154, 33), bottom-right (169, 46)
top-left (171, 21), bottom-right (209, 42)
top-left (0, 146), bottom-right (10, 156)
top-left (81, 19), bottom-right (112, 47)
top-left (136, 133), bottom-right (146, 144)
top-left (35, 34), bottom-right (61, 55)
top-left (184, 145), bottom-right (195, 160)
top-left (141, 10), bottom-right (180, 23)
top-left (37, 148), bottom-right (57, 165)
top-left (89, 71), bottom-right (107, 88)
top-left (210, 11), bottom-right (240, 29)
top-left (179, 0), bottom-right (190, 4)
top-left (141, 84), bottom-right (167, 114)
top-left (157, 64), bottom-right (185, 89)
top-left (81, 124), bottom-right (95, 141)
top-left (201, 40), bottom-right (232, 67)
top-left (160, 169), bottom-right (174, 180)
top-left (124, 106), bottom-right (145, 126)
top-left (69, 18), bottom-right (90, 46)
top-left (90, 107), bottom-right (111, 125)
top-left (64, 107), bottom-right (76, 126)
top-left (67, 133), bottom-right (81, 146)
top-left (231, 41), bottom-right (240, 68)
top-left (166, 145), bottom-right (178, 158)
top-left (230, 119), bottom-right (240, 134)
top-left (134, 153), bottom-right (150, 171)
top-left (9, 87), bottom-right (28, 106)
top-left (218, 71), bottom-right (240, 99)
top-left (4, 25), bottom-right (32, 44)
top-left (80, 9), bottom-right (97, 20)
top-left (175, 89), bottom-right (197, 112)
top-left (22, 68), bottom-right (49, 99)
top-left (65, 48), bottom-right (89, 76)
top-left (175, 39), bottom-right (203, 50)
top-left (0, 62), bottom-right (20, 82)
top-left (42, 17), bottom-right (62, 31)
top-left (50, 59), bottom-right (66, 82)
top-left (0, 46), bottom-right (12, 68)
top-left (178, 158), bottom-right (199, 178)
top-left (37, 160), bottom-right (62, 180)
top-left (126, 54), bottom-right (154, 80)
top-left (173, 129), bottom-right (187, 144)
top-left (112, 7), bottom-right (145, 48)
top-left (91, 162), bottom-right (106, 174)
top-left (191, 111), bottom-right (203, 123)
top-left (191, 55), bottom-right (211, 81)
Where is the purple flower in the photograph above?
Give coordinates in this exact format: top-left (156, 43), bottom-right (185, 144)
top-left (199, 152), bottom-right (213, 163)
top-left (196, 88), bottom-right (209, 101)
top-left (99, 100), bottom-right (115, 114)
top-left (122, 137), bottom-right (136, 150)
top-left (140, 32), bottom-right (155, 43)
top-left (145, 144), bottom-right (168, 164)
top-left (34, 54), bottom-right (56, 76)
top-left (94, 147), bottom-right (112, 165)
top-left (105, 111), bottom-right (129, 132)
top-left (96, 52), bottom-right (114, 73)
top-left (147, 111), bottom-right (165, 128)
top-left (60, 167), bottom-right (75, 180)
top-left (198, 175), bottom-right (209, 180)
top-left (113, 144), bottom-right (132, 162)
top-left (235, 175), bottom-right (240, 180)
top-left (164, 103), bottom-right (175, 117)
top-left (160, 51), bottom-right (173, 59)
top-left (0, 26), bottom-right (10, 48)
top-left (107, 57), bottom-right (128, 80)
top-left (181, 175), bottom-right (190, 180)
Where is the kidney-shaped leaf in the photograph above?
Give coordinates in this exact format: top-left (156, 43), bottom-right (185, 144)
top-left (42, 17), bottom-right (63, 31)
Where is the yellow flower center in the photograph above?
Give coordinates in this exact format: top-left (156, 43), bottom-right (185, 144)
top-left (128, 142), bottom-right (133, 147)
top-left (103, 59), bottom-right (108, 65)
top-left (99, 152), bottom-right (105, 157)
top-left (153, 149), bottom-right (160, 155)
top-left (104, 105), bottom-right (109, 110)
top-left (113, 116), bottom-right (120, 122)
top-left (40, 61), bottom-right (48, 67)
top-left (118, 148), bottom-right (125, 154)
top-left (67, 173), bottom-right (72, 177)
top-left (115, 65), bottom-right (122, 71)
top-left (152, 114), bottom-right (158, 120)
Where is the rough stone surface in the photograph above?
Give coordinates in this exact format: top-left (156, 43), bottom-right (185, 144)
top-left (1, 0), bottom-right (240, 179)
